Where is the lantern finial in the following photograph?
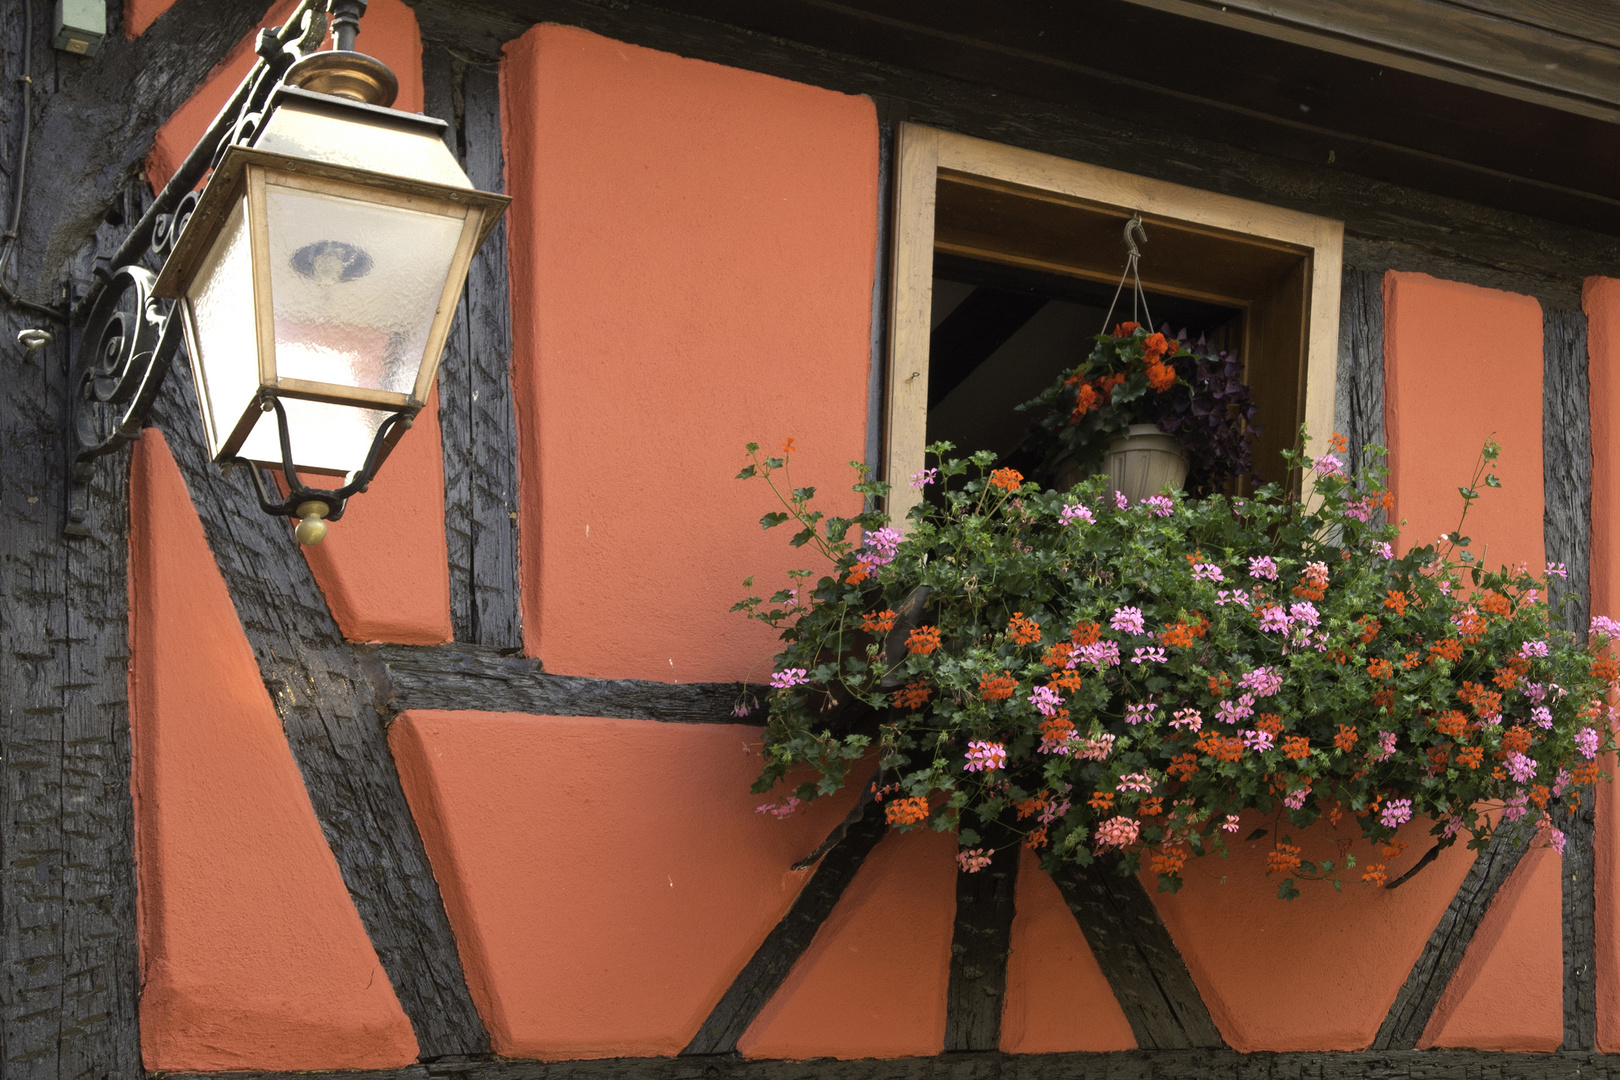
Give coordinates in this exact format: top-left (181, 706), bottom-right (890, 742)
top-left (295, 501), bottom-right (331, 545)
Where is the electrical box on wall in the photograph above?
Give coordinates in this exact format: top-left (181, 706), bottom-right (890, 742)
top-left (53, 0), bottom-right (105, 56)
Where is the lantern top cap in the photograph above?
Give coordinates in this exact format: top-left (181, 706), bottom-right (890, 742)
top-left (283, 50), bottom-right (398, 107)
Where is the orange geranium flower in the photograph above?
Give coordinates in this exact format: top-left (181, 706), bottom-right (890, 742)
top-left (1501, 726), bottom-right (1532, 755)
top-left (989, 467), bottom-right (1024, 491)
top-left (1456, 745), bottom-right (1484, 769)
top-left (1429, 637), bottom-right (1464, 662)
top-left (1433, 710), bottom-right (1471, 739)
top-left (1594, 655), bottom-right (1620, 683)
top-left (893, 679), bottom-right (932, 710)
top-left (907, 625), bottom-right (942, 655)
top-left (1266, 843), bottom-right (1303, 876)
top-left (1282, 735), bottom-right (1311, 761)
top-left (1041, 642), bottom-right (1074, 668)
top-left (1363, 863), bottom-right (1389, 887)
top-left (1384, 590), bottom-right (1410, 617)
top-left (1334, 724), bottom-right (1359, 752)
top-left (1257, 713), bottom-right (1284, 736)
top-left (1168, 753), bottom-right (1200, 780)
top-left (1006, 612), bottom-right (1042, 646)
top-left (979, 671), bottom-right (1018, 700)
top-left (1072, 620), bottom-right (1102, 646)
top-left (1357, 616), bottom-right (1381, 643)
top-left (861, 609), bottom-right (898, 634)
top-left (1367, 657), bottom-right (1394, 681)
top-left (1331, 432), bottom-right (1349, 453)
top-left (1049, 669), bottom-right (1083, 691)
top-left (1113, 321), bottom-right (1141, 337)
top-left (1476, 589), bottom-right (1513, 618)
top-left (1149, 845), bottom-right (1187, 875)
top-left (1455, 611), bottom-right (1488, 644)
top-left (1138, 796), bottom-right (1164, 817)
top-left (885, 796), bottom-right (930, 826)
top-left (1088, 790), bottom-right (1116, 811)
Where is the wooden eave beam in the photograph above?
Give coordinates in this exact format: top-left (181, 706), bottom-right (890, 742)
top-left (1114, 0), bottom-right (1620, 125)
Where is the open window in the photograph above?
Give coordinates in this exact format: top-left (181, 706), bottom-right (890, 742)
top-left (883, 123), bottom-right (1343, 519)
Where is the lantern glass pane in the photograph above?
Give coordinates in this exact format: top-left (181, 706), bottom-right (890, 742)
top-left (265, 183), bottom-right (464, 397)
top-left (234, 397), bottom-right (396, 476)
top-left (185, 197), bottom-right (260, 458)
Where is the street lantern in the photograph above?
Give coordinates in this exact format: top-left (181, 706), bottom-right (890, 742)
top-left (65, 0), bottom-right (509, 544)
top-left (153, 50), bottom-right (508, 542)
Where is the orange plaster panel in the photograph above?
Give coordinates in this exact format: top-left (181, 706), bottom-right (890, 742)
top-left (299, 388), bottom-right (452, 644)
top-left (502, 24), bottom-right (878, 683)
top-left (388, 710), bottom-right (862, 1059)
top-left (1001, 847), bottom-right (1135, 1054)
top-left (143, 0), bottom-right (425, 191)
top-left (1586, 276), bottom-right (1620, 1050)
top-left (128, 432), bottom-right (418, 1071)
top-left (738, 828), bottom-right (956, 1060)
top-left (1420, 846), bottom-right (1563, 1051)
top-left (1148, 812), bottom-right (1477, 1050)
top-left (1384, 272), bottom-right (1545, 572)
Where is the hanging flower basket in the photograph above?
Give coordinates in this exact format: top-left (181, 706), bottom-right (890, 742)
top-left (736, 436), bottom-right (1616, 899)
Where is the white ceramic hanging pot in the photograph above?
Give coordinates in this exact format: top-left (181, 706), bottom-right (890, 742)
top-left (1106, 424), bottom-right (1188, 502)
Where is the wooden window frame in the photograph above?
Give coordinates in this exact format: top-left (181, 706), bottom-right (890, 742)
top-left (882, 122), bottom-right (1344, 521)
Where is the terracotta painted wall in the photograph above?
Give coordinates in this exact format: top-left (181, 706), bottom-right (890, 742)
top-left (1383, 271), bottom-right (1545, 573)
top-left (389, 710), bottom-right (865, 1058)
top-left (129, 432), bottom-right (418, 1071)
top-left (502, 24), bottom-right (878, 683)
top-left (140, 0), bottom-right (452, 644)
top-left (736, 828), bottom-right (957, 1059)
top-left (1587, 276), bottom-right (1620, 1051)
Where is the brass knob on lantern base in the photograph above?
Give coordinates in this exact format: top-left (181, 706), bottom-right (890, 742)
top-left (295, 500), bottom-right (330, 545)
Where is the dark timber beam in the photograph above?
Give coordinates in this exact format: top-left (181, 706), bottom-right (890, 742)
top-left (420, 46), bottom-right (524, 650)
top-left (1114, 0), bottom-right (1620, 124)
top-left (1544, 307), bottom-right (1593, 636)
top-left (1334, 267), bottom-right (1388, 488)
top-left (1047, 861), bottom-right (1224, 1049)
top-left (1371, 826), bottom-right (1531, 1049)
top-left (17, 0), bottom-right (277, 295)
top-left (374, 642), bottom-right (748, 723)
top-left (1565, 800), bottom-right (1598, 1049)
top-left (944, 838), bottom-right (1020, 1052)
top-left (159, 1047), bottom-right (1620, 1080)
top-left (0, 188), bottom-right (143, 1079)
top-left (683, 798), bottom-right (890, 1054)
top-left (404, 0), bottom-right (1620, 307)
top-left (151, 372), bottom-right (489, 1060)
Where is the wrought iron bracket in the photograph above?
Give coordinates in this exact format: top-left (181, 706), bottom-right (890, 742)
top-left (63, 0), bottom-right (330, 537)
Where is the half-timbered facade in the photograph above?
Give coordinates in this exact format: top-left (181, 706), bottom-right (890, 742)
top-left (6, 1), bottom-right (1620, 1077)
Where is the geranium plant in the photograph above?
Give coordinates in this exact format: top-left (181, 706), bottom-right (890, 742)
top-left (736, 435), bottom-right (1616, 899)
top-left (1022, 322), bottom-right (1260, 495)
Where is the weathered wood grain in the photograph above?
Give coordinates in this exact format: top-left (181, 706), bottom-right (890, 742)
top-left (163, 1047), bottom-right (1620, 1080)
top-left (0, 179), bottom-right (142, 1080)
top-left (683, 797), bottom-right (890, 1054)
top-left (374, 642), bottom-right (749, 723)
top-left (151, 369), bottom-right (489, 1059)
top-left (421, 45), bottom-right (523, 649)
top-left (1335, 266), bottom-right (1387, 485)
top-left (944, 836), bottom-right (1019, 1052)
top-left (1047, 860), bottom-right (1224, 1049)
top-left (1371, 824), bottom-right (1530, 1049)
top-left (1543, 307), bottom-right (1592, 636)
top-left (16, 0), bottom-right (275, 294)
top-left (1564, 799), bottom-right (1597, 1050)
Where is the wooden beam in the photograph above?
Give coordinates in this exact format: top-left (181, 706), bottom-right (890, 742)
top-left (1565, 800), bottom-right (1598, 1049)
top-left (159, 1047), bottom-right (1620, 1080)
top-left (374, 642), bottom-right (750, 723)
top-left (683, 798), bottom-right (890, 1054)
top-left (0, 188), bottom-right (143, 1079)
top-left (1113, 0), bottom-right (1620, 124)
top-left (421, 46), bottom-right (524, 650)
top-left (1047, 861), bottom-right (1224, 1049)
top-left (152, 375), bottom-right (490, 1060)
top-left (17, 0), bottom-right (276, 292)
top-left (1371, 826), bottom-right (1531, 1048)
top-left (944, 839), bottom-right (1019, 1052)
top-left (1545, 307), bottom-right (1593, 635)
top-left (1334, 267), bottom-right (1388, 487)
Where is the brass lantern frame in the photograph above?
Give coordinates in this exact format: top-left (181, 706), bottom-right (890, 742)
top-left (151, 143), bottom-right (509, 474)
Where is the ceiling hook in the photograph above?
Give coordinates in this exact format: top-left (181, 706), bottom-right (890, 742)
top-left (1123, 215), bottom-right (1147, 259)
